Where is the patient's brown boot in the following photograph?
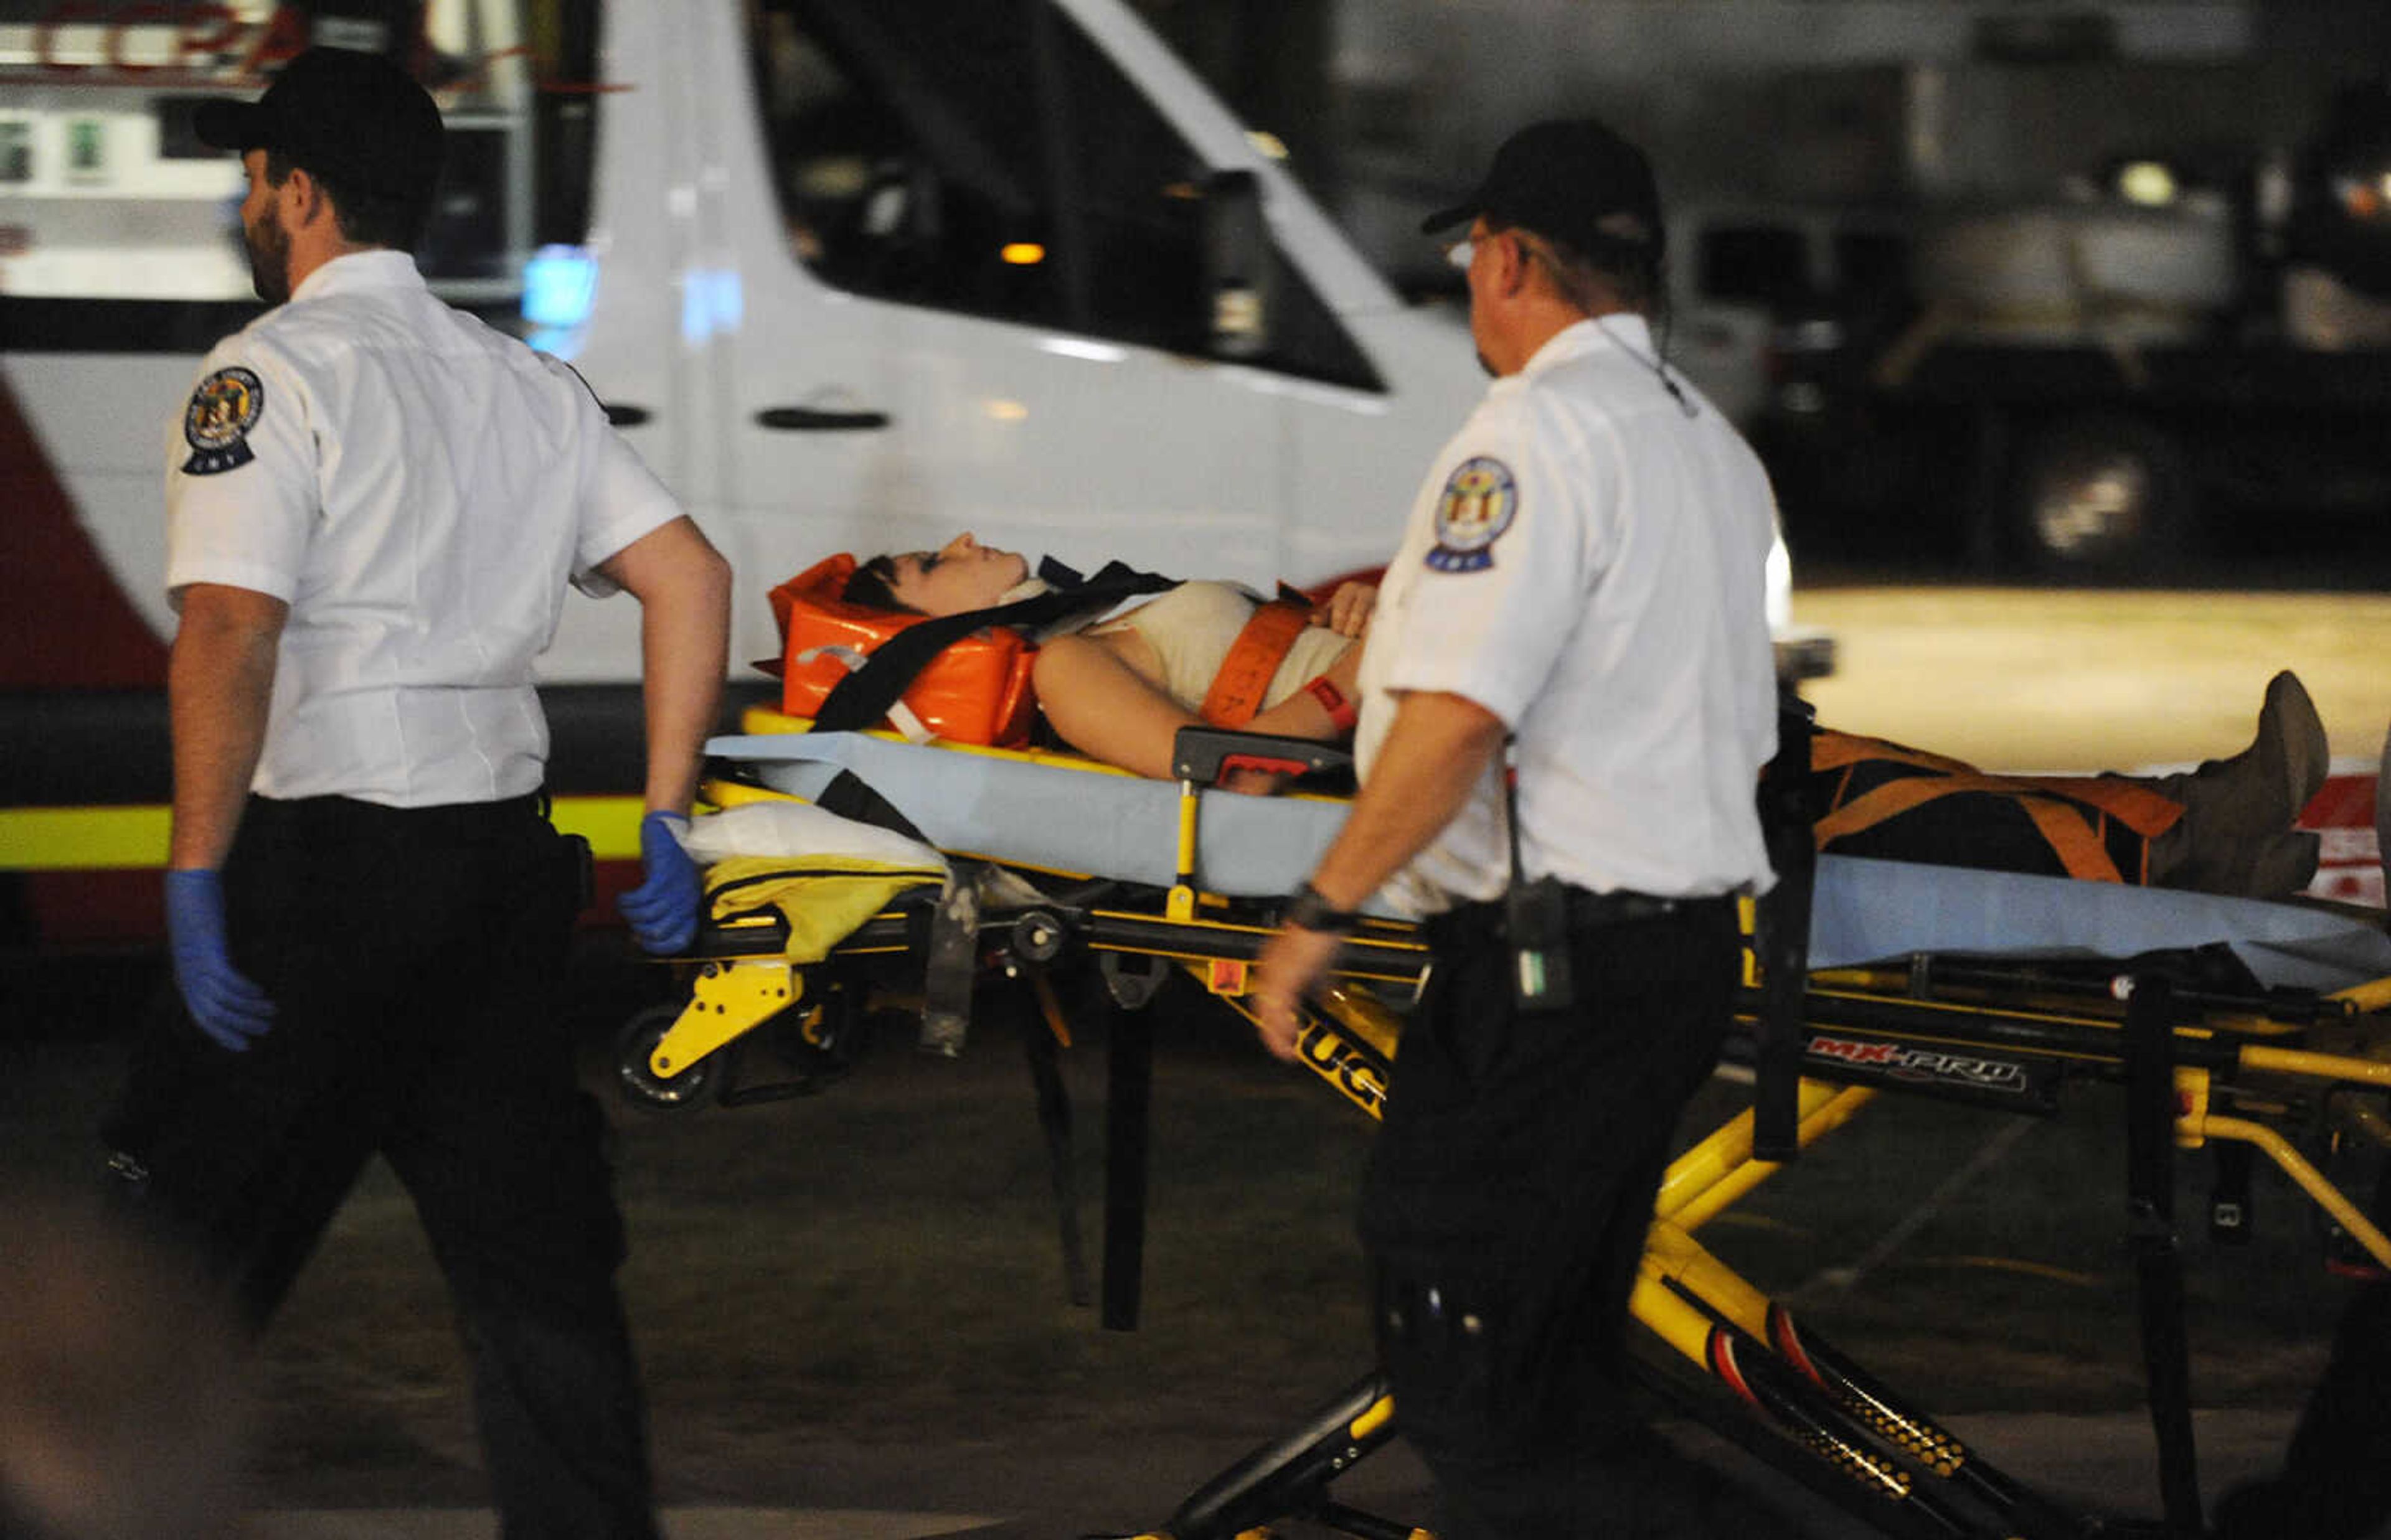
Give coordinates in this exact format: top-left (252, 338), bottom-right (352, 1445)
top-left (2144, 670), bottom-right (2329, 897)
top-left (2242, 830), bottom-right (2323, 900)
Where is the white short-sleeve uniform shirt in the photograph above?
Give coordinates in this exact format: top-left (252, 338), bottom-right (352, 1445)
top-left (164, 250), bottom-right (682, 807)
top-left (1356, 316), bottom-right (1781, 915)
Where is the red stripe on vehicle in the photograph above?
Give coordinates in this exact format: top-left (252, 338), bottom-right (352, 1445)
top-left (0, 373), bottom-right (169, 688)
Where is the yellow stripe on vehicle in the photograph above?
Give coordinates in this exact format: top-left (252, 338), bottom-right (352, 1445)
top-left (0, 805), bottom-right (173, 870)
top-left (0, 795), bottom-right (649, 870)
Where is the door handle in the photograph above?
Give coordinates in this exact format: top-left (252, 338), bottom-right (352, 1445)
top-left (755, 406), bottom-right (892, 431)
top-left (601, 402), bottom-right (651, 426)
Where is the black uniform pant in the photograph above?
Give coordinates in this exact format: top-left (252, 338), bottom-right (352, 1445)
top-left (105, 793), bottom-right (658, 1540)
top-left (2210, 1164), bottom-right (2391, 1540)
top-left (1357, 893), bottom-right (1743, 1540)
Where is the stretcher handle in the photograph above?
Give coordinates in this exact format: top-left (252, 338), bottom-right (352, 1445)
top-left (1220, 752), bottom-right (1323, 781)
top-left (1172, 725), bottom-right (1352, 786)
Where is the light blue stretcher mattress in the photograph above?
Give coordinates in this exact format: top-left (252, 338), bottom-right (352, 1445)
top-left (707, 732), bottom-right (2391, 995)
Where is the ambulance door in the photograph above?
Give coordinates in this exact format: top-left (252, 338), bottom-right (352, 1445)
top-left (715, 0), bottom-right (1293, 667)
top-left (529, 0), bottom-right (724, 682)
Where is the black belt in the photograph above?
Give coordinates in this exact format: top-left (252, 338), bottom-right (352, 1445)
top-left (245, 790), bottom-right (548, 838)
top-left (1426, 885), bottom-right (1733, 945)
top-left (1567, 887), bottom-right (1732, 928)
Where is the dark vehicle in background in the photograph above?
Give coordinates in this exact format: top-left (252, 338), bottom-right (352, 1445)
top-left (1753, 82), bottom-right (2391, 581)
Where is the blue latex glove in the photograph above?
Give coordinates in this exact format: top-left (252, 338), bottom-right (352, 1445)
top-left (164, 868), bottom-right (275, 1051)
top-left (620, 810), bottom-right (701, 954)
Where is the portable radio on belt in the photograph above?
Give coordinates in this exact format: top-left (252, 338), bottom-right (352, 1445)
top-left (1503, 741), bottom-right (1575, 1012)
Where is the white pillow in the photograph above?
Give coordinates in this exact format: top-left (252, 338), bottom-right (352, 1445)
top-left (682, 801), bottom-right (950, 877)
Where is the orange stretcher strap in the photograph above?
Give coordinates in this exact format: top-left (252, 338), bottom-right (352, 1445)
top-left (1993, 774), bottom-right (2184, 838)
top-left (1811, 771), bottom-right (2161, 883)
top-left (1809, 730), bottom-right (1981, 777)
top-left (2017, 796), bottom-right (2128, 884)
top-left (1200, 599), bottom-right (1311, 728)
top-left (1811, 730), bottom-right (2184, 838)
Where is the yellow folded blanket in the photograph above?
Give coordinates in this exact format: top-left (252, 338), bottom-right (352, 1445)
top-left (704, 854), bottom-right (946, 964)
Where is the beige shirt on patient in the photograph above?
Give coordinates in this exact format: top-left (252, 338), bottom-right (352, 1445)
top-left (1092, 580), bottom-right (1352, 715)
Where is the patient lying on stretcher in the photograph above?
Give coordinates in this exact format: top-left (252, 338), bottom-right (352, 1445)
top-left (840, 534), bottom-right (2328, 900)
top-left (841, 533), bottom-right (1372, 779)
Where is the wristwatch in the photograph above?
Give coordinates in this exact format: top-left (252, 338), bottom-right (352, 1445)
top-left (1283, 880), bottom-right (1362, 936)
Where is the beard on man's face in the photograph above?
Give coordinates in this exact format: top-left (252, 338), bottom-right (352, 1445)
top-left (245, 207), bottom-right (292, 306)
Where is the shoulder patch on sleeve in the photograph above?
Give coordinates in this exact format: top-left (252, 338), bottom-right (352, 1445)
top-left (181, 366), bottom-right (265, 476)
top-left (1426, 456), bottom-right (1517, 573)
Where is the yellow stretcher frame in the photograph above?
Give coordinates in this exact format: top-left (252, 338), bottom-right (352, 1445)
top-left (634, 750), bottom-right (2391, 1540)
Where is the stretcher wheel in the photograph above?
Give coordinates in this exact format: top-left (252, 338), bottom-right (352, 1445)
top-left (614, 1005), bottom-right (715, 1112)
top-left (1011, 909), bottom-right (1068, 964)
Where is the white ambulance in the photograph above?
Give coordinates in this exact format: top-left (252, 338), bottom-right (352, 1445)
top-left (0, 0), bottom-right (1488, 913)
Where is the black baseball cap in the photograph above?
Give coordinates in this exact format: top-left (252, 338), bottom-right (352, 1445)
top-left (1422, 118), bottom-right (1665, 265)
top-left (195, 47), bottom-right (444, 206)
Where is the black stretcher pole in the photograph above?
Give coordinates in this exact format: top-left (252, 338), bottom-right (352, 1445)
top-left (1753, 691), bottom-right (1818, 1162)
top-left (2123, 971), bottom-right (2204, 1536)
top-left (1019, 977), bottom-right (1092, 1308)
top-left (1100, 952), bottom-right (1166, 1331)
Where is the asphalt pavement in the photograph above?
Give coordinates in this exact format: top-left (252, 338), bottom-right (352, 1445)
top-left (220, 1409), bottom-right (2308, 1538)
top-left (241, 1514), bottom-right (1007, 1539)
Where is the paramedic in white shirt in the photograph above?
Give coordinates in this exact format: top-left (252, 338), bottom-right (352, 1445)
top-left (1252, 118), bottom-right (1784, 1540)
top-left (103, 47), bottom-right (730, 1540)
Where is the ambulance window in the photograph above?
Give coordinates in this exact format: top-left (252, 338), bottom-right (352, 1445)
top-left (0, 0), bottom-right (597, 320)
top-left (745, 0), bottom-right (1377, 388)
top-left (750, 1), bottom-right (1061, 324)
top-left (1041, 14), bottom-right (1377, 388)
